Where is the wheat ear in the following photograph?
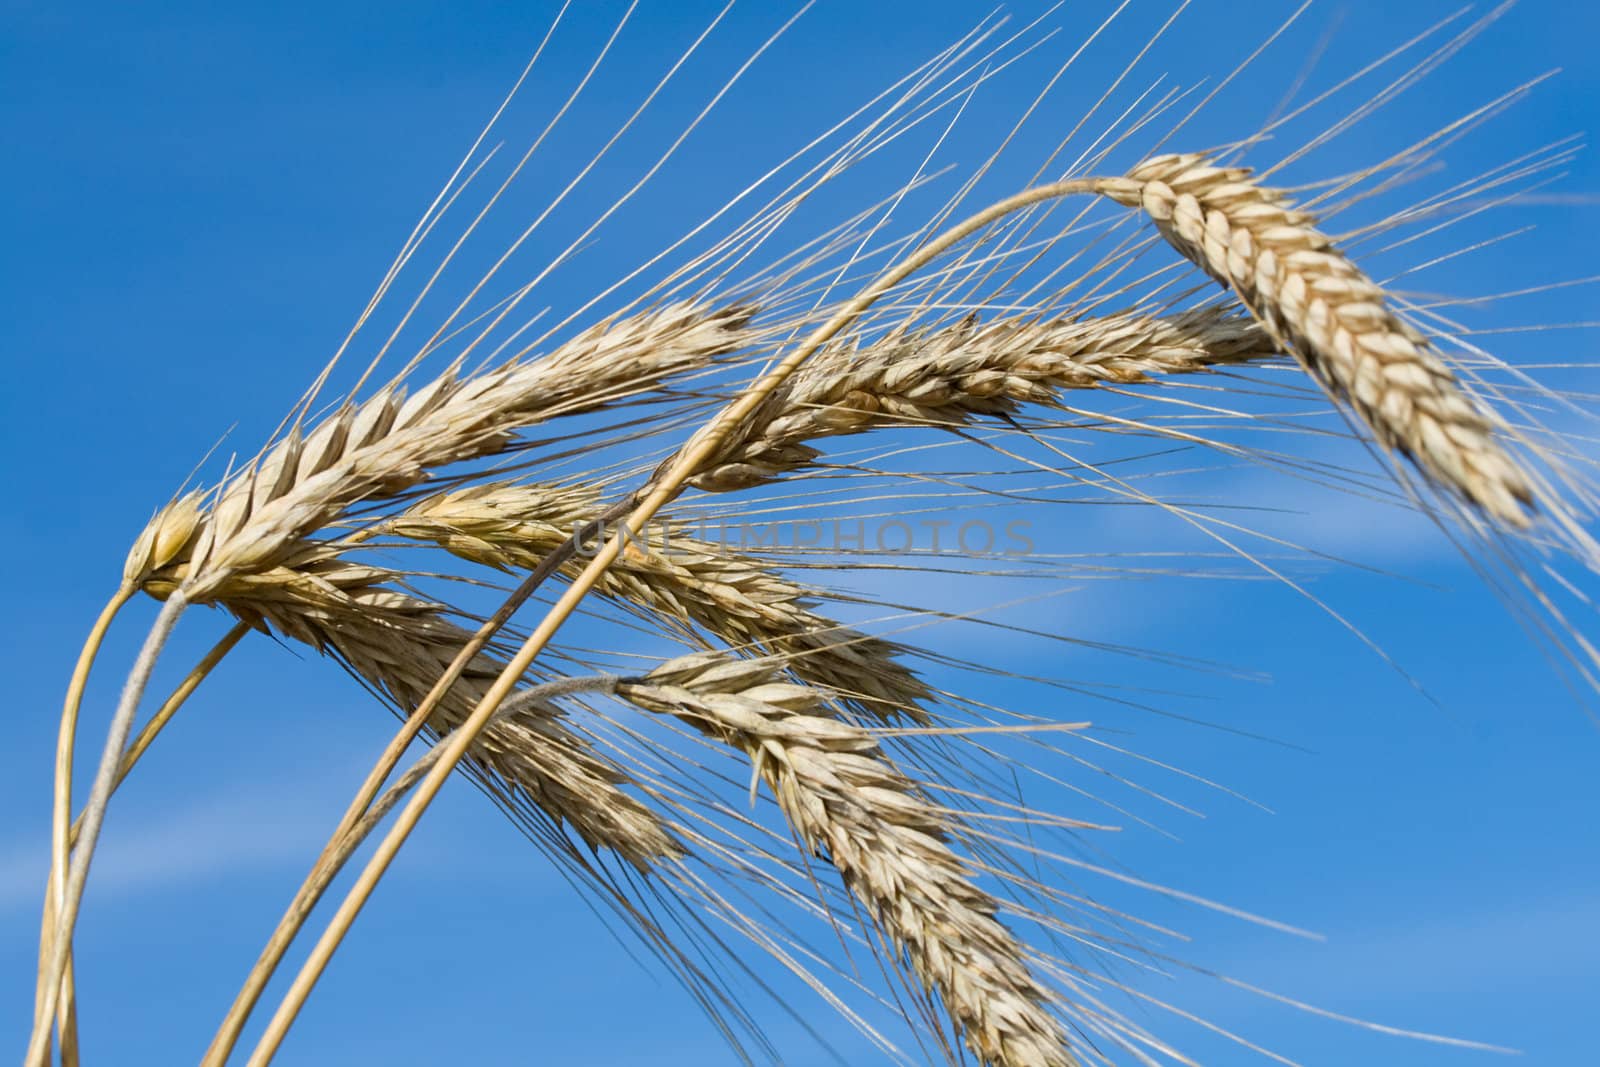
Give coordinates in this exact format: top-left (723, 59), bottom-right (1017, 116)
top-left (180, 549), bottom-right (678, 867)
top-left (621, 653), bottom-right (1076, 1067)
top-left (77, 304), bottom-right (743, 978)
top-left (388, 482), bottom-right (934, 720)
top-left (1105, 154), bottom-right (1535, 525)
top-left (128, 302), bottom-right (752, 602)
top-left (184, 551), bottom-right (681, 1066)
top-left (131, 510), bottom-right (676, 862)
top-left (691, 306), bottom-right (1275, 491)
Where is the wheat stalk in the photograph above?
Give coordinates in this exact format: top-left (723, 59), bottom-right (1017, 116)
top-left (29, 4), bottom-right (1597, 1064)
top-left (621, 652), bottom-right (1075, 1067)
top-left (236, 177), bottom-right (1144, 1066)
top-left (387, 481), bottom-right (935, 720)
top-left (1104, 153), bottom-right (1536, 525)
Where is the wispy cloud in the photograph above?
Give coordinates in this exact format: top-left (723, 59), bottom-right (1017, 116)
top-left (0, 783), bottom-right (342, 916)
top-left (1209, 888), bottom-right (1600, 1004)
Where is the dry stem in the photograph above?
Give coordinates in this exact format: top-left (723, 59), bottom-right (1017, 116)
top-left (29, 594), bottom-right (189, 1067)
top-left (37, 584), bottom-right (133, 1061)
top-left (241, 176), bottom-right (1123, 1066)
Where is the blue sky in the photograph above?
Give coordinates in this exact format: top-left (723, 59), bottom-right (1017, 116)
top-left (3, 1), bottom-right (1598, 1064)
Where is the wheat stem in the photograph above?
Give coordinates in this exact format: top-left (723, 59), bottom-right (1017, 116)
top-left (39, 613), bottom-right (240, 1067)
top-left (35, 584), bottom-right (133, 1060)
top-left (28, 593), bottom-right (189, 1067)
top-left (55, 958), bottom-right (78, 1067)
top-left (243, 176), bottom-right (1120, 1065)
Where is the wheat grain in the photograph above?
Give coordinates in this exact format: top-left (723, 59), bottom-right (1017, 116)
top-left (621, 653), bottom-right (1075, 1067)
top-left (690, 306), bottom-right (1275, 491)
top-left (388, 482), bottom-right (934, 721)
top-left (1105, 153), bottom-right (1535, 525)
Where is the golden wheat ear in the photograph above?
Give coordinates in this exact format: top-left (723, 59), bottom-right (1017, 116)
top-left (387, 481), bottom-right (937, 721)
top-left (621, 653), bottom-right (1080, 1067)
top-left (161, 301), bottom-right (753, 602)
top-left (688, 306), bottom-right (1277, 491)
top-left (1106, 153), bottom-right (1536, 526)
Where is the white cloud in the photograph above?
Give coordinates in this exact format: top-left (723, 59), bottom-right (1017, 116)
top-left (0, 783), bottom-right (340, 916)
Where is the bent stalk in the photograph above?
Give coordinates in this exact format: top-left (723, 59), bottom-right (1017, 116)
top-left (28, 594), bottom-right (190, 1067)
top-left (243, 176), bottom-right (1126, 1065)
top-left (36, 584), bottom-right (133, 1063)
